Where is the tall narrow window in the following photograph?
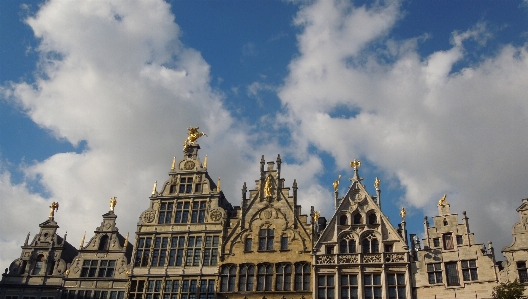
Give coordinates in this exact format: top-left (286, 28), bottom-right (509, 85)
top-left (181, 279), bottom-right (197, 299)
top-left (175, 202), bottom-right (191, 223)
top-left (461, 260), bottom-right (478, 281)
top-left (341, 274), bottom-right (358, 299)
top-left (364, 274), bottom-right (382, 299)
top-left (169, 236), bottom-right (185, 266)
top-left (191, 201), bottom-right (206, 223)
top-left (276, 263), bottom-right (292, 291)
top-left (99, 235), bottom-right (109, 251)
top-left (47, 261), bottom-right (55, 275)
top-left (339, 215), bottom-right (348, 225)
top-left (387, 273), bottom-right (406, 299)
top-left (443, 233), bottom-right (454, 250)
top-left (244, 237), bottom-right (252, 252)
top-left (368, 213), bottom-right (377, 225)
top-left (362, 235), bottom-right (379, 253)
top-left (186, 236), bottom-right (202, 266)
top-left (427, 263), bottom-right (442, 284)
top-left (339, 239), bottom-right (356, 253)
top-left (258, 229), bottom-right (274, 251)
top-left (518, 262), bottom-right (528, 283)
top-left (146, 279), bottom-right (162, 299)
top-left (295, 263), bottom-right (311, 291)
top-left (199, 279), bottom-right (215, 299)
top-left (33, 255), bottom-right (44, 275)
top-left (134, 237), bottom-right (152, 267)
top-left (151, 237), bottom-right (168, 267)
top-left (239, 264), bottom-right (255, 291)
top-left (158, 202), bottom-right (173, 224)
top-left (129, 280), bottom-right (146, 299)
top-left (163, 280), bottom-right (179, 299)
top-left (281, 235), bottom-right (288, 250)
top-left (220, 265), bottom-right (236, 292)
top-left (445, 262), bottom-right (459, 286)
top-left (353, 213), bottom-right (362, 224)
top-left (456, 235), bottom-right (463, 245)
top-left (317, 275), bottom-right (334, 299)
top-left (203, 236), bottom-right (219, 266)
top-left (257, 264), bottom-right (273, 291)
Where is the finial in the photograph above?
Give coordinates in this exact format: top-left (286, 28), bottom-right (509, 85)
top-left (152, 181), bottom-right (157, 195)
top-left (217, 177), bottom-right (221, 192)
top-left (204, 155), bottom-right (208, 168)
top-left (109, 197), bottom-right (117, 212)
top-left (80, 232), bottom-right (86, 249)
top-left (171, 157), bottom-right (176, 170)
top-left (374, 177), bottom-right (380, 190)
top-left (438, 194), bottom-right (447, 206)
top-left (400, 207), bottom-right (407, 221)
top-left (264, 175), bottom-right (272, 197)
top-left (350, 159), bottom-right (361, 170)
top-left (124, 232), bottom-right (129, 247)
top-left (49, 202), bottom-right (59, 218)
top-left (183, 126), bottom-right (207, 151)
top-left (333, 174), bottom-right (341, 193)
top-left (314, 211), bottom-right (320, 222)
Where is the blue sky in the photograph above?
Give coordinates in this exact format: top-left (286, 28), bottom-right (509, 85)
top-left (1, 0), bottom-right (528, 268)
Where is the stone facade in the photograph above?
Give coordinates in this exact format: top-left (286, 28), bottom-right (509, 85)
top-left (3, 139), bottom-right (528, 299)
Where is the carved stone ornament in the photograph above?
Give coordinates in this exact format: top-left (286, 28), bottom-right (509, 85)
top-left (209, 210), bottom-right (223, 222)
top-left (338, 254), bottom-right (359, 264)
top-left (260, 209), bottom-right (273, 220)
top-left (316, 255), bottom-right (335, 264)
top-left (184, 161), bottom-right (195, 170)
top-left (142, 211), bottom-right (155, 223)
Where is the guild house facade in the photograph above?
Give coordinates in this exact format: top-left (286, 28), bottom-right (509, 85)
top-left (2, 127), bottom-right (528, 299)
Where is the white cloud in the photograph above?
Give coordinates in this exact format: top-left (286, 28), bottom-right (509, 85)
top-left (279, 0), bottom-right (528, 252)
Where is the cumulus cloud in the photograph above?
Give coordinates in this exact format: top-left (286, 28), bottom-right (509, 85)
top-left (279, 0), bottom-right (528, 252)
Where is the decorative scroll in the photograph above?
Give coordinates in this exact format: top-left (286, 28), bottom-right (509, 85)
top-left (338, 254), bottom-right (359, 264)
top-left (316, 255), bottom-right (336, 265)
top-left (385, 253), bottom-right (406, 263)
top-left (363, 253), bottom-right (382, 263)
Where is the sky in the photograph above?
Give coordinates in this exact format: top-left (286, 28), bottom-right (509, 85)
top-left (1, 0), bottom-right (528, 269)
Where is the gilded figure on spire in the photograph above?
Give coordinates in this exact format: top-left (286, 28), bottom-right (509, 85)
top-left (183, 127), bottom-right (207, 151)
top-left (49, 202), bottom-right (59, 218)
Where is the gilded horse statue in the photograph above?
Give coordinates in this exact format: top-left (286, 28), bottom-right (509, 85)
top-left (183, 127), bottom-right (207, 151)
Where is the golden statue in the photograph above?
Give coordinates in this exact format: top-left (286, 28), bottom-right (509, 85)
top-left (110, 197), bottom-right (117, 211)
top-left (264, 175), bottom-right (272, 197)
top-left (152, 181), bottom-right (157, 195)
top-left (313, 211), bottom-right (320, 222)
top-left (183, 127), bottom-right (207, 151)
top-left (374, 177), bottom-right (381, 190)
top-left (400, 207), bottom-right (407, 221)
top-left (438, 194), bottom-right (447, 206)
top-left (350, 159), bottom-right (361, 170)
top-left (49, 202), bottom-right (59, 218)
top-left (333, 174), bottom-right (341, 192)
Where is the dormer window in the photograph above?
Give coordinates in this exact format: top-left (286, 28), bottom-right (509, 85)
top-left (179, 177), bottom-right (193, 193)
top-left (339, 215), bottom-right (348, 225)
top-left (353, 213), bottom-right (362, 224)
top-left (443, 233), bottom-right (454, 250)
top-left (368, 213), bottom-right (377, 225)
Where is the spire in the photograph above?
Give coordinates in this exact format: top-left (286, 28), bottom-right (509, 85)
top-left (171, 156), bottom-right (176, 170)
top-left (124, 232), bottom-right (129, 247)
top-left (152, 181), bottom-right (157, 195)
top-left (80, 232), bottom-right (86, 249)
top-left (349, 159), bottom-right (363, 185)
top-left (24, 232), bottom-right (30, 246)
top-left (203, 155), bottom-right (208, 168)
top-left (374, 177), bottom-right (381, 208)
top-left (217, 177), bottom-right (221, 192)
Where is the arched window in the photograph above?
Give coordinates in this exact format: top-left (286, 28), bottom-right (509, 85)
top-left (276, 263), bottom-right (292, 291)
top-left (99, 235), bottom-right (109, 251)
top-left (257, 264), bottom-right (273, 291)
top-left (339, 239), bottom-right (356, 254)
top-left (368, 213), bottom-right (377, 225)
top-left (362, 234), bottom-right (379, 253)
top-left (295, 263), bottom-right (311, 291)
top-left (33, 255), bottom-right (45, 275)
top-left (353, 213), bottom-right (362, 224)
top-left (239, 264), bottom-right (255, 291)
top-left (220, 264), bottom-right (236, 292)
top-left (339, 215), bottom-right (347, 225)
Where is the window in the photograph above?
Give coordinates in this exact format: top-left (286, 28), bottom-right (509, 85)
top-left (341, 274), bottom-right (358, 299)
top-left (129, 280), bottom-right (146, 299)
top-left (445, 262), bottom-right (459, 286)
top-left (368, 213), bottom-right (377, 225)
top-left (145, 279), bottom-right (162, 299)
top-left (317, 275), bottom-right (334, 299)
top-left (134, 237), bottom-right (152, 267)
top-left (163, 280), bottom-right (180, 299)
top-left (462, 260), bottom-right (478, 281)
top-left (456, 235), bottom-right (463, 245)
top-left (169, 236), bottom-right (185, 266)
top-left (199, 279), bottom-right (215, 299)
top-left (220, 265), bottom-right (236, 292)
top-left (181, 279), bottom-right (198, 299)
top-left (109, 292), bottom-right (124, 299)
top-left (443, 233), bottom-right (454, 250)
top-left (276, 263), bottom-right (292, 291)
top-left (257, 264), bottom-right (273, 291)
top-left (339, 215), bottom-right (347, 225)
top-left (175, 202), bottom-right (190, 223)
top-left (191, 201), bottom-right (206, 223)
top-left (339, 239), bottom-right (356, 253)
top-left (364, 274), bottom-right (382, 299)
top-left (203, 236), bottom-right (219, 266)
top-left (244, 237), bottom-right (252, 252)
top-left (281, 235), bottom-right (288, 250)
top-left (186, 236), bottom-right (202, 266)
top-left (158, 201), bottom-right (173, 224)
top-left (427, 263), bottom-right (442, 284)
top-left (81, 260), bottom-right (116, 277)
top-left (388, 273), bottom-right (406, 299)
top-left (97, 260), bottom-right (116, 277)
top-left (384, 244), bottom-right (393, 252)
top-left (151, 237), bottom-right (168, 267)
top-left (67, 291), bottom-right (77, 299)
top-left (99, 235), bottom-right (109, 251)
top-left (179, 177), bottom-right (193, 193)
top-left (362, 234), bottom-right (379, 253)
top-left (239, 264), bottom-right (255, 291)
top-left (258, 229), bottom-right (274, 251)
top-left (81, 260), bottom-right (98, 277)
top-left (326, 245), bottom-right (334, 254)
top-left (47, 260), bottom-right (55, 275)
top-left (77, 291), bottom-right (86, 299)
top-left (518, 262), bottom-right (528, 283)
top-left (33, 254), bottom-right (44, 275)
top-left (433, 238), bottom-right (440, 247)
top-left (353, 213), bottom-right (362, 224)
top-left (295, 263), bottom-right (310, 291)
